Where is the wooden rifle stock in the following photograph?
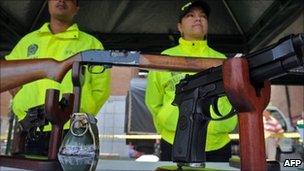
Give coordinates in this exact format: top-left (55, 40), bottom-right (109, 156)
top-left (0, 51), bottom-right (223, 92)
top-left (139, 54), bottom-right (223, 72)
top-left (0, 56), bottom-right (78, 92)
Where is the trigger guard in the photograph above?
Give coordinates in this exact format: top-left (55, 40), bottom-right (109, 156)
top-left (197, 97), bottom-right (237, 122)
top-left (210, 97), bottom-right (237, 121)
top-left (88, 65), bottom-right (111, 74)
top-left (211, 108), bottom-right (237, 121)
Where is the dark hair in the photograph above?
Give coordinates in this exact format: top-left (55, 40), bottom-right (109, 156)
top-left (179, 1), bottom-right (210, 22)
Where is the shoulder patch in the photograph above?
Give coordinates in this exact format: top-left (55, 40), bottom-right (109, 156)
top-left (27, 44), bottom-right (38, 57)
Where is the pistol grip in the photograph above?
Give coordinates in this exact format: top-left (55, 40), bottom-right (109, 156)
top-left (172, 97), bottom-right (209, 163)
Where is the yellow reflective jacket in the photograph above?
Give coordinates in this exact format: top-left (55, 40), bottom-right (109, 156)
top-left (145, 38), bottom-right (237, 151)
top-left (5, 23), bottom-right (111, 131)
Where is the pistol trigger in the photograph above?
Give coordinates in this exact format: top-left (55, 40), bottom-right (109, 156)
top-left (211, 97), bottom-right (223, 117)
top-left (197, 98), bottom-right (212, 119)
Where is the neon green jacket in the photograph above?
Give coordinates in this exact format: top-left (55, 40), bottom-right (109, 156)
top-left (5, 23), bottom-right (111, 131)
top-left (145, 38), bottom-right (237, 151)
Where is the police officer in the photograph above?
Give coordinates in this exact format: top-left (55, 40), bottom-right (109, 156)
top-left (145, 0), bottom-right (237, 162)
top-left (5, 0), bottom-right (110, 155)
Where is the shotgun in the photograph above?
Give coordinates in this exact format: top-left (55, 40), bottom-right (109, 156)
top-left (0, 51), bottom-right (223, 93)
top-left (172, 33), bottom-right (304, 166)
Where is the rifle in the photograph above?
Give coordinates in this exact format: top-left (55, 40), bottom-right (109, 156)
top-left (172, 33), bottom-right (304, 166)
top-left (0, 51), bottom-right (224, 93)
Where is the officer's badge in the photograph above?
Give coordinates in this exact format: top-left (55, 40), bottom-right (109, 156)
top-left (27, 44), bottom-right (38, 57)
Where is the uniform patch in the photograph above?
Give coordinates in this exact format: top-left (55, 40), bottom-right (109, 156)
top-left (27, 44), bottom-right (38, 57)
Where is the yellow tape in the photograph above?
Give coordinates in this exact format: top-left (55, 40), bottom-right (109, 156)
top-left (98, 132), bottom-right (300, 140)
top-left (1, 132), bottom-right (300, 141)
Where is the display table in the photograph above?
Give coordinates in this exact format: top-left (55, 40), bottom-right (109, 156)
top-left (1, 159), bottom-right (303, 171)
top-left (97, 160), bottom-right (237, 171)
top-left (0, 159), bottom-right (235, 171)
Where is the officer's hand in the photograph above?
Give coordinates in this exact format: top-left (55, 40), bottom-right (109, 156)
top-left (263, 111), bottom-right (284, 134)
